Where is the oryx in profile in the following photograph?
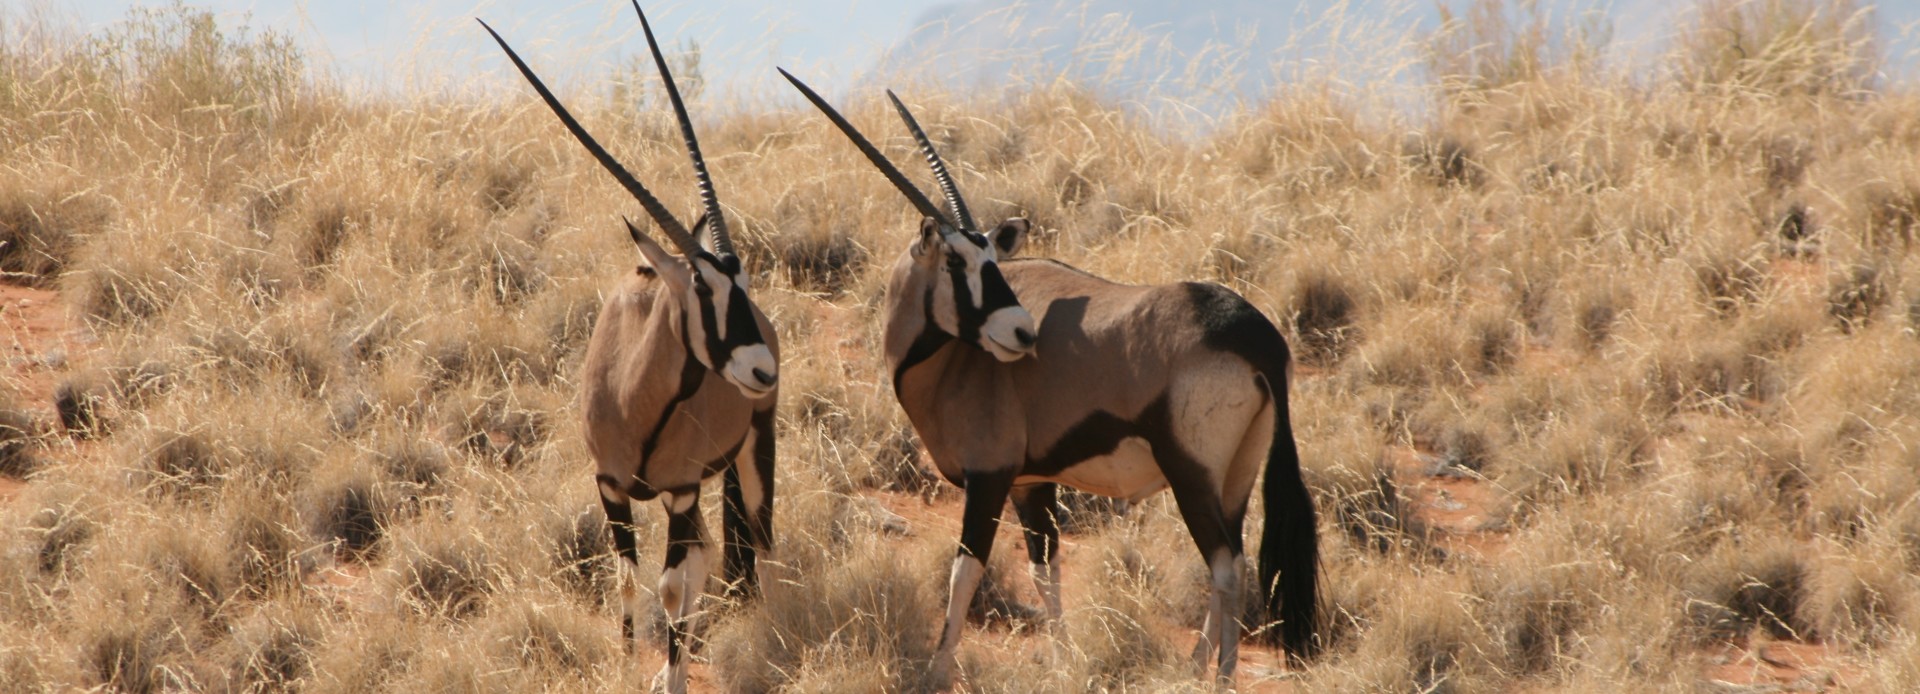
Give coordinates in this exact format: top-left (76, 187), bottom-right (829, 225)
top-left (481, 6), bottom-right (777, 692)
top-left (781, 71), bottom-right (1321, 683)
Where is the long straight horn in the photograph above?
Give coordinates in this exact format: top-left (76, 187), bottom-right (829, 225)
top-left (632, 2), bottom-right (733, 259)
top-left (885, 90), bottom-right (977, 234)
top-left (778, 68), bottom-right (953, 228)
top-left (477, 18), bottom-right (701, 256)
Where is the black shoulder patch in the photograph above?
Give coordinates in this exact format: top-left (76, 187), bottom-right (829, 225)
top-left (1182, 282), bottom-right (1290, 376)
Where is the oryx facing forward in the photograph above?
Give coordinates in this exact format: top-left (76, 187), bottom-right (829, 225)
top-left (781, 71), bottom-right (1321, 683)
top-left (482, 6), bottom-right (777, 692)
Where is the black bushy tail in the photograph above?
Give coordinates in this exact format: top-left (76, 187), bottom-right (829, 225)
top-left (1256, 368), bottom-right (1321, 663)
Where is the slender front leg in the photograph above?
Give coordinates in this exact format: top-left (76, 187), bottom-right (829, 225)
top-left (596, 475), bottom-right (643, 654)
top-left (655, 491), bottom-right (709, 694)
top-left (1010, 483), bottom-right (1064, 625)
top-left (721, 408), bottom-right (776, 597)
top-left (933, 469), bottom-right (1015, 685)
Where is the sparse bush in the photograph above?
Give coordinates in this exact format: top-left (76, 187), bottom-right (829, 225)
top-left (310, 471), bottom-right (387, 561)
top-left (1686, 541), bottom-right (1810, 642)
top-left (0, 404), bottom-right (40, 477)
top-left (393, 528), bottom-right (501, 620)
top-left (1290, 269), bottom-right (1358, 365)
top-left (226, 608), bottom-right (321, 691)
top-left (706, 539), bottom-right (938, 692)
top-left (0, 186), bottom-right (111, 286)
top-left (1828, 261), bottom-right (1889, 331)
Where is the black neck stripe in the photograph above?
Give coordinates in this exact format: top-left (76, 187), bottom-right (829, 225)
top-left (893, 283), bottom-right (952, 395)
top-left (641, 313), bottom-right (711, 465)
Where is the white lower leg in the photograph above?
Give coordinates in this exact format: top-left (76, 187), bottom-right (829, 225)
top-left (1211, 549), bottom-right (1243, 681)
top-left (1030, 560), bottom-right (1063, 625)
top-left (655, 544), bottom-right (705, 694)
top-left (935, 554), bottom-right (986, 679)
top-left (621, 560), bottom-right (645, 652)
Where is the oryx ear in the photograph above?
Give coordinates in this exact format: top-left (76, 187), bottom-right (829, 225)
top-left (624, 217), bottom-right (691, 288)
top-left (987, 218), bottom-right (1029, 257)
top-left (911, 216), bottom-right (943, 260)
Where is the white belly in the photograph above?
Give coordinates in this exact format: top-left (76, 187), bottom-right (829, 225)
top-left (1020, 436), bottom-right (1168, 501)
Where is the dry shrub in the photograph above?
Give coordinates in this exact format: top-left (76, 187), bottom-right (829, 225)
top-left (483, 598), bottom-right (614, 676)
top-left (53, 377), bottom-right (108, 438)
top-left (0, 403), bottom-right (40, 478)
top-left (136, 430), bottom-right (226, 498)
top-left (1057, 565), bottom-right (1184, 689)
top-left (308, 468), bottom-right (388, 562)
top-left (136, 524), bottom-right (232, 625)
top-left (1289, 268), bottom-right (1359, 366)
top-left (706, 538), bottom-right (938, 693)
top-left (546, 505), bottom-right (618, 607)
top-left (1311, 448), bottom-right (1433, 558)
top-left (1828, 261), bottom-right (1890, 331)
top-left (68, 563), bottom-right (212, 694)
top-left (1801, 541), bottom-right (1920, 647)
top-left (1685, 540), bottom-right (1810, 642)
top-left (1864, 185), bottom-right (1920, 248)
top-left (0, 185), bottom-right (111, 286)
top-left (440, 386), bottom-right (550, 468)
top-left (1643, 337), bottom-right (1773, 413)
top-left (778, 234), bottom-right (869, 294)
top-left (23, 490), bottom-right (96, 577)
top-left (61, 224), bottom-right (185, 326)
top-left (391, 526), bottom-right (503, 620)
top-left (304, 619), bottom-right (418, 694)
top-left (1403, 133), bottom-right (1484, 188)
top-left (224, 607), bottom-right (322, 692)
top-left (1690, 244), bottom-right (1769, 316)
top-left (1674, 0), bottom-right (1880, 97)
top-left (224, 500), bottom-right (307, 600)
top-left (1313, 573), bottom-right (1495, 692)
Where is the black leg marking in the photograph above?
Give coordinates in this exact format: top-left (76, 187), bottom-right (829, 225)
top-left (720, 408), bottom-right (777, 597)
top-left (1011, 483), bottom-right (1060, 567)
top-left (663, 494), bottom-right (704, 671)
top-left (597, 475), bottom-right (640, 652)
top-left (957, 470), bottom-right (1015, 561)
top-left (721, 462), bottom-right (753, 595)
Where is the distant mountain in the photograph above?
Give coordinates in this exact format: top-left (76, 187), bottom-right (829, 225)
top-left (877, 0), bottom-right (1920, 111)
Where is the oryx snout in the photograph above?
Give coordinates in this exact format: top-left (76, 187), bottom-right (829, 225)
top-left (980, 305), bottom-right (1038, 362)
top-left (724, 344), bottom-right (779, 398)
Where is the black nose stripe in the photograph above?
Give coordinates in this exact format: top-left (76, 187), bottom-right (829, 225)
top-left (978, 262), bottom-right (1019, 312)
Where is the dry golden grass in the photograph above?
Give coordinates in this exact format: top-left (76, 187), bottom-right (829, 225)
top-left (4, 0), bottom-right (1920, 691)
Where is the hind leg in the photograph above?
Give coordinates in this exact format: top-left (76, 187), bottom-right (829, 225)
top-left (596, 475), bottom-right (645, 654)
top-left (721, 409), bottom-right (776, 597)
top-left (1010, 483), bottom-right (1063, 626)
top-left (1153, 433), bottom-right (1250, 683)
top-left (655, 490), bottom-right (709, 694)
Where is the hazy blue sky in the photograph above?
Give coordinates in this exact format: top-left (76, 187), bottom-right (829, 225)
top-left (32, 0), bottom-right (1920, 110)
top-left (50, 0), bottom-right (953, 97)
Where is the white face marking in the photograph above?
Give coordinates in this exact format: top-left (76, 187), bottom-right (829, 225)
top-left (980, 305), bottom-right (1036, 362)
top-left (694, 259), bottom-right (733, 341)
top-left (724, 344), bottom-right (777, 398)
top-left (943, 235), bottom-right (993, 309)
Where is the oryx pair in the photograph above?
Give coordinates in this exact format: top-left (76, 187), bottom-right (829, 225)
top-left (482, 4), bottom-right (1320, 691)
